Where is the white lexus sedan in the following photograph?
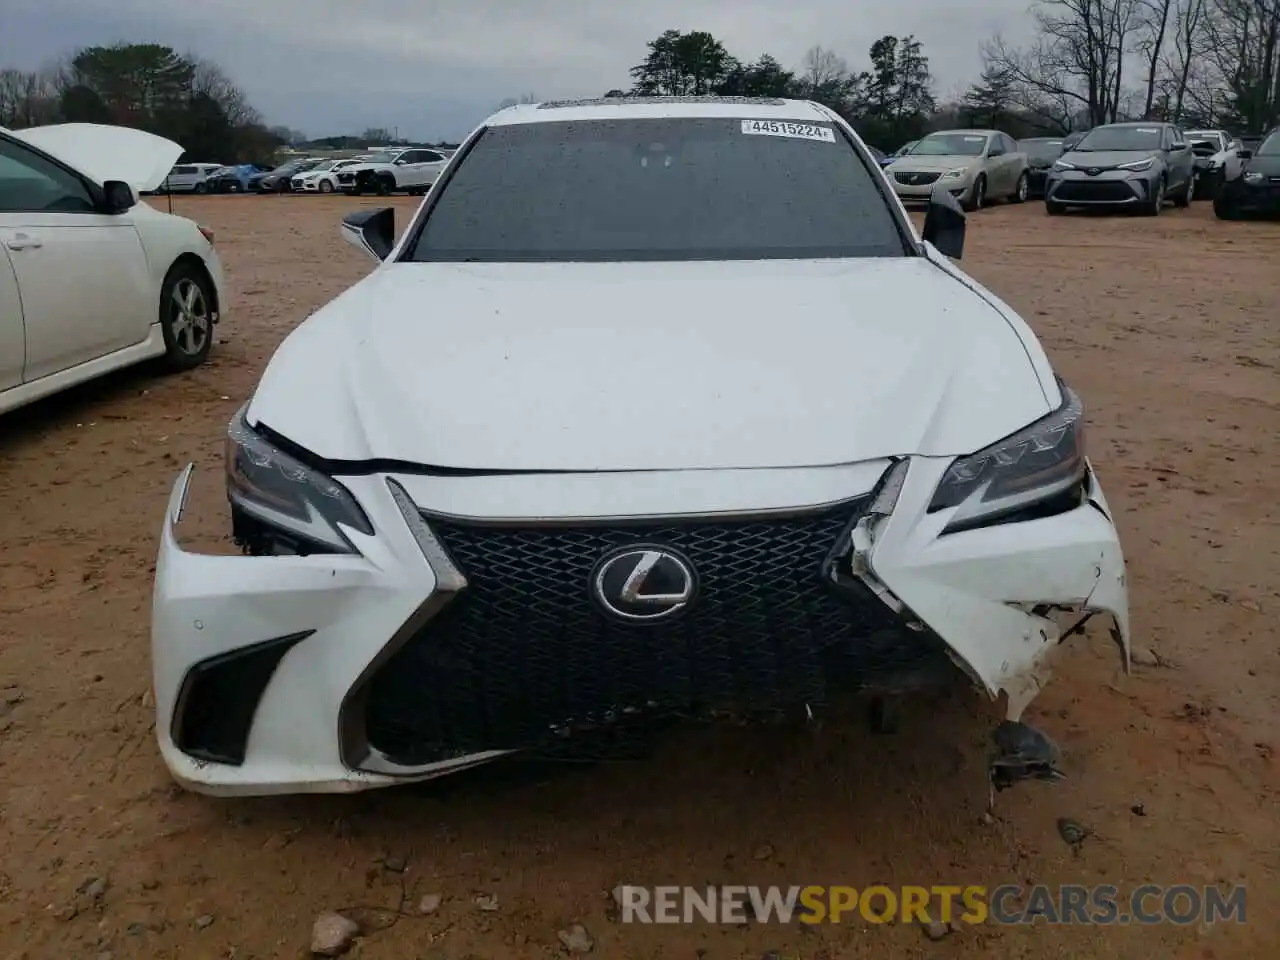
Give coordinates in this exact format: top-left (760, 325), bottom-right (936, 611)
top-left (152, 97), bottom-right (1130, 797)
top-left (1, 124), bottom-right (224, 414)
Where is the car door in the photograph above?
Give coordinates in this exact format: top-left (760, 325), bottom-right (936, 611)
top-left (0, 135), bottom-right (152, 382)
top-left (0, 248), bottom-right (22, 392)
top-left (998, 133), bottom-right (1018, 189)
top-left (984, 136), bottom-right (1010, 194)
top-left (401, 150), bottom-right (447, 188)
top-left (1165, 127), bottom-right (1191, 189)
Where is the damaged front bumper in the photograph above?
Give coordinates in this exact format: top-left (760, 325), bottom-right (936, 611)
top-left (151, 456), bottom-right (1129, 796)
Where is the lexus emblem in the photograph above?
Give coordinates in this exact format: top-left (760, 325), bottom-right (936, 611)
top-left (591, 546), bottom-right (697, 623)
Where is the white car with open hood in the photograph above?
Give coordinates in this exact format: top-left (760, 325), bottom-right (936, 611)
top-left (151, 96), bottom-right (1130, 799)
top-left (1, 123), bottom-right (225, 414)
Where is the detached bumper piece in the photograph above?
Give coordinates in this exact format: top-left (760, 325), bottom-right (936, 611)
top-left (361, 500), bottom-right (960, 767)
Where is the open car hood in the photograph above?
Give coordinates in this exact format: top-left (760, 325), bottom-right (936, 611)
top-left (11, 123), bottom-right (183, 192)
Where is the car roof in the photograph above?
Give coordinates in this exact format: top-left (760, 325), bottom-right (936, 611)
top-left (925, 129), bottom-right (999, 136)
top-left (1096, 121), bottom-right (1170, 129)
top-left (485, 96), bottom-right (832, 127)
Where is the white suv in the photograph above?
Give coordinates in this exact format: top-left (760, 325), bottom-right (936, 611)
top-left (335, 148), bottom-right (449, 196)
top-left (159, 162), bottom-right (223, 194)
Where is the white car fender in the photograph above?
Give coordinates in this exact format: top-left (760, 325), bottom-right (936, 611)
top-left (128, 202), bottom-right (226, 318)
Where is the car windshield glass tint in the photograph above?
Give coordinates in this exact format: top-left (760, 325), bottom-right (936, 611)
top-left (404, 117), bottom-right (905, 262)
top-left (1075, 126), bottom-right (1162, 151)
top-left (1019, 140), bottom-right (1063, 162)
top-left (911, 134), bottom-right (988, 156)
top-left (1256, 132), bottom-right (1280, 155)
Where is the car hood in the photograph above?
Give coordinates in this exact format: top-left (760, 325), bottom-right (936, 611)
top-left (1061, 149), bottom-right (1158, 167)
top-left (10, 123), bottom-right (182, 192)
top-left (1243, 155), bottom-right (1280, 176)
top-left (246, 258), bottom-right (1053, 471)
top-left (889, 155), bottom-right (979, 172)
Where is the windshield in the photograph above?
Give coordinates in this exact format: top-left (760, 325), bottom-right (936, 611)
top-left (1075, 126), bottom-right (1162, 151)
top-left (363, 152), bottom-right (398, 164)
top-left (404, 117), bottom-right (904, 262)
top-left (1018, 139), bottom-right (1064, 162)
top-left (307, 160), bottom-right (336, 172)
top-left (1256, 131), bottom-right (1280, 156)
top-left (893, 140), bottom-right (917, 156)
top-left (911, 133), bottom-right (989, 156)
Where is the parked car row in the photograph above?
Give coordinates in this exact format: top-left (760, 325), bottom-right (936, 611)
top-left (879, 121), bottom-right (1277, 219)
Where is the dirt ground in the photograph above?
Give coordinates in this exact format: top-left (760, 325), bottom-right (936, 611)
top-left (0, 194), bottom-right (1276, 960)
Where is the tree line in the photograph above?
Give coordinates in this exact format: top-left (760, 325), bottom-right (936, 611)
top-left (614, 30), bottom-right (937, 148)
top-left (976, 0), bottom-right (1280, 133)
top-left (0, 43), bottom-right (286, 163)
top-left (3, 15), bottom-right (1276, 166)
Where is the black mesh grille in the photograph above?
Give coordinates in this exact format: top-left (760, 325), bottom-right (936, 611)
top-left (1054, 180), bottom-right (1136, 202)
top-left (893, 171), bottom-right (941, 185)
top-left (361, 502), bottom-right (951, 765)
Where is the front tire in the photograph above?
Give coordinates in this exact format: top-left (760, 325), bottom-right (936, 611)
top-left (1174, 174), bottom-right (1194, 208)
top-left (1011, 171), bottom-right (1029, 203)
top-left (1214, 194), bottom-right (1241, 220)
top-left (319, 179), bottom-right (334, 194)
top-left (159, 262), bottom-right (215, 372)
top-left (1142, 178), bottom-right (1165, 216)
top-left (962, 175), bottom-right (986, 212)
top-left (193, 183), bottom-right (206, 195)
top-left (375, 175), bottom-right (394, 196)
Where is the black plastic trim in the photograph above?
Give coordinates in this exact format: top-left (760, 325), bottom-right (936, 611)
top-left (171, 630), bottom-right (313, 766)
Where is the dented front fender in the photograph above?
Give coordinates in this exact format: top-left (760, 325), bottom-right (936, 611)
top-left (860, 457), bottom-right (1130, 720)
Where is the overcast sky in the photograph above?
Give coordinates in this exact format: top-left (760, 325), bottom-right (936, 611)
top-left (2, 0), bottom-right (1037, 141)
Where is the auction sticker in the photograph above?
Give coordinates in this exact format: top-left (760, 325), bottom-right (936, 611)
top-left (741, 119), bottom-right (835, 142)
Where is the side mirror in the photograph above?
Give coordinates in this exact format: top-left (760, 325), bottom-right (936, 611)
top-left (342, 207), bottom-right (395, 261)
top-left (922, 187), bottom-right (966, 259)
top-left (101, 180), bottom-right (136, 214)
top-left (1237, 149), bottom-right (1253, 160)
top-left (1171, 141), bottom-right (1187, 150)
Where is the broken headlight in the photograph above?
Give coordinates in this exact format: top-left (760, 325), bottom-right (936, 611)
top-left (928, 383), bottom-right (1085, 533)
top-left (226, 406), bottom-right (372, 554)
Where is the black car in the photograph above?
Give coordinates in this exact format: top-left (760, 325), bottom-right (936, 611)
top-left (1214, 127), bottom-right (1280, 219)
top-left (1017, 137), bottom-right (1066, 197)
top-left (250, 159), bottom-right (323, 193)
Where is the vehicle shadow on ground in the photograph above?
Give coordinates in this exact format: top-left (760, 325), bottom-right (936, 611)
top-left (0, 362), bottom-right (169, 453)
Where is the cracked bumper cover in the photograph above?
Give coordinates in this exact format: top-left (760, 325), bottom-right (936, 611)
top-left (150, 457), bottom-right (1129, 796)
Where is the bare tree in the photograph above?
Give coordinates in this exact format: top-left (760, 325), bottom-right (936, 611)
top-left (800, 46), bottom-right (848, 92)
top-left (1204, 0), bottom-right (1280, 131)
top-left (0, 68), bottom-right (60, 127)
top-left (190, 57), bottom-right (261, 127)
top-left (985, 0), bottom-right (1143, 127)
top-left (1162, 0), bottom-right (1214, 121)
top-left (1137, 0), bottom-right (1175, 116)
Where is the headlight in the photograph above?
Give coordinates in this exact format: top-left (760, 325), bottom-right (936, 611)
top-left (1118, 158), bottom-right (1154, 172)
top-left (942, 167), bottom-right (969, 179)
top-left (225, 406), bottom-right (373, 554)
top-left (1244, 171), bottom-right (1263, 183)
top-left (1052, 160), bottom-right (1075, 171)
top-left (928, 384), bottom-right (1086, 533)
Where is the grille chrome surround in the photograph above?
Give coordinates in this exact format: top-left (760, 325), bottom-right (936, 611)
top-left (360, 500), bottom-right (953, 766)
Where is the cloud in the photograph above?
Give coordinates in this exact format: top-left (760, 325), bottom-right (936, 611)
top-left (2, 0), bottom-right (1036, 140)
